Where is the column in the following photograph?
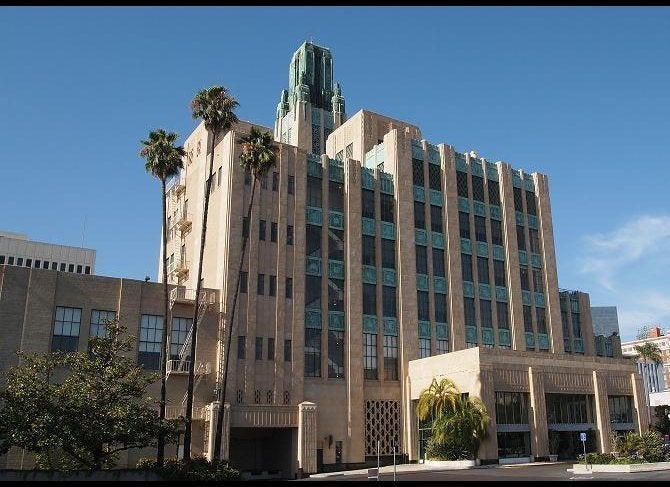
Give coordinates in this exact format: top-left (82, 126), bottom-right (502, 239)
top-left (298, 401), bottom-right (318, 475)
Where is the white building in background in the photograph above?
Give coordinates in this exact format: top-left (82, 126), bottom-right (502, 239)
top-left (622, 326), bottom-right (670, 392)
top-left (0, 230), bottom-right (95, 275)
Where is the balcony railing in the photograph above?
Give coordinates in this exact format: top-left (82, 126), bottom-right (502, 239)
top-left (166, 359), bottom-right (190, 375)
top-left (176, 212), bottom-right (192, 232)
top-left (170, 287), bottom-right (217, 304)
top-left (167, 259), bottom-right (190, 278)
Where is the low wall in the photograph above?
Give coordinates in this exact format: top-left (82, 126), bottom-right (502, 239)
top-left (0, 469), bottom-right (162, 481)
top-left (573, 461), bottom-right (670, 474)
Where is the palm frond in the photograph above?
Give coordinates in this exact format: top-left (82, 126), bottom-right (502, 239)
top-left (139, 129), bottom-right (186, 181)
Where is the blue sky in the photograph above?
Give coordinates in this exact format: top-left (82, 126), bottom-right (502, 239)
top-left (1, 7), bottom-right (668, 341)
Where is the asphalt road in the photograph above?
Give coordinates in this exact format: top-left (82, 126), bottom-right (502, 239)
top-left (298, 462), bottom-right (670, 481)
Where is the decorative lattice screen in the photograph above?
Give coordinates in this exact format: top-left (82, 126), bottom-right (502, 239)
top-left (365, 400), bottom-right (401, 455)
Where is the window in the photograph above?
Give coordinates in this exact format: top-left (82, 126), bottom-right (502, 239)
top-left (328, 278), bottom-right (344, 312)
top-left (477, 257), bottom-right (489, 284)
top-left (434, 293), bottom-right (447, 323)
top-left (271, 222), bottom-right (278, 242)
top-left (90, 309), bottom-right (116, 339)
top-left (244, 168), bottom-right (251, 186)
top-left (436, 339), bottom-right (449, 354)
top-left (479, 300), bottom-right (492, 328)
top-left (459, 212), bottom-right (471, 239)
top-left (520, 267), bottom-right (530, 291)
top-left (15, 257), bottom-right (23, 266)
top-left (8, 256), bottom-right (15, 265)
top-left (329, 180), bottom-right (344, 211)
top-left (345, 143), bottom-right (353, 159)
top-left (523, 305), bottom-right (533, 333)
top-left (491, 219), bottom-right (503, 246)
top-left (363, 283), bottom-right (376, 315)
top-left (170, 317), bottom-right (192, 361)
top-left (328, 330), bottom-right (345, 378)
top-left (546, 394), bottom-right (593, 424)
top-left (305, 328), bottom-right (321, 377)
top-left (288, 175), bottom-right (295, 194)
top-left (495, 392), bottom-right (529, 425)
top-left (306, 224), bottom-right (321, 257)
top-left (363, 333), bottom-right (378, 379)
top-left (380, 193), bottom-right (394, 223)
top-left (430, 205), bottom-right (443, 233)
top-left (417, 291), bottom-right (429, 321)
top-left (217, 168), bottom-right (222, 187)
top-left (257, 273), bottom-right (265, 295)
top-left (362, 235), bottom-right (376, 266)
top-left (382, 286), bottom-right (396, 317)
top-left (463, 297), bottom-right (476, 326)
top-left (237, 336), bottom-right (246, 359)
top-left (475, 216), bottom-right (487, 242)
top-left (529, 228), bottom-right (540, 253)
top-left (514, 187), bottom-right (523, 212)
top-left (60, 262), bottom-right (65, 271)
top-left (305, 275), bottom-right (321, 309)
top-left (328, 229), bottom-right (344, 261)
top-left (419, 338), bottom-right (431, 358)
top-left (286, 277), bottom-right (293, 298)
top-left (532, 268), bottom-right (543, 293)
top-left (471, 175), bottom-right (484, 202)
top-left (259, 220), bottom-right (266, 241)
top-left (414, 201), bottom-right (425, 229)
top-left (461, 253), bottom-right (473, 282)
top-left (26, 258), bottom-right (32, 268)
top-left (242, 217), bottom-right (249, 238)
top-left (77, 264), bottom-right (83, 274)
top-left (456, 171), bottom-right (469, 198)
top-left (497, 302), bottom-right (509, 330)
top-left (536, 308), bottom-right (547, 334)
top-left (516, 225), bottom-right (526, 251)
top-left (272, 171), bottom-right (279, 191)
top-left (287, 225), bottom-right (293, 245)
top-left (572, 312), bottom-right (582, 338)
top-left (433, 248), bottom-right (445, 277)
top-left (51, 261), bottom-right (57, 270)
top-left (415, 246), bottom-right (428, 274)
top-left (239, 271), bottom-right (248, 293)
top-left (35, 259), bottom-right (41, 268)
top-left (284, 339), bottom-right (291, 362)
top-left (84, 265), bottom-right (91, 274)
top-left (42, 260), bottom-right (49, 269)
top-left (255, 337), bottom-right (263, 360)
top-left (609, 396), bottom-right (633, 424)
top-left (138, 314), bottom-right (163, 370)
top-left (428, 164), bottom-right (442, 191)
top-left (494, 260), bottom-right (506, 286)
top-left (412, 159), bottom-right (424, 186)
top-left (335, 150), bottom-right (344, 161)
top-left (525, 190), bottom-right (537, 215)
top-left (52, 306), bottom-right (81, 352)
top-left (383, 335), bottom-right (398, 381)
top-left (269, 275), bottom-right (277, 296)
top-left (381, 239), bottom-right (395, 269)
top-left (488, 180), bottom-right (500, 206)
top-left (307, 176), bottom-right (322, 207)
top-left (0, 255), bottom-right (4, 264)
top-left (362, 188), bottom-right (375, 219)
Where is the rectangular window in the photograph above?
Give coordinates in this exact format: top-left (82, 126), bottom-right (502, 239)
top-left (362, 188), bottom-right (375, 219)
top-left (495, 391), bottom-right (529, 425)
top-left (26, 258), bottom-right (32, 268)
top-left (362, 235), bottom-right (376, 266)
top-left (52, 306), bottom-right (82, 352)
top-left (520, 267), bottom-right (530, 291)
top-left (497, 302), bottom-right (509, 330)
top-left (8, 256), bottom-right (15, 265)
top-left (517, 225), bottom-right (526, 251)
top-left (428, 164), bottom-right (442, 191)
top-left (0, 255), bottom-right (4, 264)
top-left (255, 337), bottom-right (263, 360)
top-left (436, 339), bottom-right (449, 354)
top-left (59, 262), bottom-right (65, 271)
top-left (269, 275), bottom-right (277, 296)
top-left (345, 143), bottom-right (353, 159)
top-left (491, 219), bottom-right (503, 246)
top-left (284, 339), bottom-right (292, 362)
top-left (16, 257), bottom-right (23, 266)
top-left (384, 335), bottom-right (399, 381)
top-left (364, 333), bottom-right (377, 379)
top-left (432, 248), bottom-right (445, 277)
top-left (328, 228), bottom-right (344, 261)
top-left (488, 180), bottom-right (500, 206)
top-left (257, 273), bottom-right (265, 295)
top-left (170, 316), bottom-right (193, 363)
top-left (272, 171), bottom-right (279, 191)
top-left (217, 167), bottom-right (222, 186)
top-left (572, 312), bottom-right (582, 338)
top-left (305, 275), bottom-right (321, 309)
top-left (271, 222), bottom-right (278, 243)
top-left (287, 225), bottom-right (294, 245)
top-left (89, 309), bottom-right (116, 339)
top-left (84, 265), bottom-right (91, 274)
top-left (69, 264), bottom-right (75, 273)
top-left (529, 228), bottom-right (540, 253)
top-left (419, 338), bottom-right (431, 358)
top-left (307, 176), bottom-right (322, 207)
top-left (382, 286), bottom-right (396, 317)
top-left (456, 171), bottom-right (469, 198)
top-left (304, 328), bottom-right (322, 377)
top-left (51, 261), bottom-right (57, 270)
top-left (288, 175), bottom-right (295, 194)
top-left (471, 175), bottom-right (484, 202)
top-left (381, 238), bottom-right (395, 269)
top-left (363, 283), bottom-right (376, 315)
top-left (240, 271), bottom-right (248, 293)
top-left (532, 268), bottom-right (543, 294)
top-left (285, 277), bottom-right (293, 298)
top-left (463, 297), bottom-right (476, 326)
top-left (259, 220), bottom-right (266, 241)
top-left (414, 201), bottom-right (425, 229)
top-left (536, 308), bottom-right (547, 334)
top-left (459, 212), bottom-right (471, 239)
top-left (434, 293), bottom-right (447, 323)
top-left (523, 305), bottom-right (533, 333)
top-left (242, 217), bottom-right (249, 238)
top-left (525, 190), bottom-right (537, 215)
top-left (329, 180), bottom-right (344, 211)
top-left (380, 193), bottom-right (394, 223)
top-left (474, 216), bottom-right (487, 242)
top-left (328, 278), bottom-right (344, 312)
top-left (138, 314), bottom-right (163, 370)
top-left (415, 245), bottom-right (428, 274)
top-left (461, 253), bottom-right (473, 282)
top-left (430, 205), bottom-right (443, 233)
top-left (328, 330), bottom-right (345, 378)
top-left (417, 291), bottom-right (430, 321)
top-left (514, 187), bottom-right (523, 212)
top-left (412, 158), bottom-right (424, 186)
top-left (479, 299), bottom-right (492, 328)
top-left (34, 259), bottom-right (41, 268)
top-left (494, 259), bottom-right (506, 286)
top-left (267, 337), bottom-right (275, 360)
top-left (306, 224), bottom-right (321, 257)
top-left (477, 257), bottom-right (489, 284)
top-left (238, 335), bottom-right (246, 359)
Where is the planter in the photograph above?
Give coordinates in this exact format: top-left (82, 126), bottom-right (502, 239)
top-left (424, 459), bottom-right (478, 468)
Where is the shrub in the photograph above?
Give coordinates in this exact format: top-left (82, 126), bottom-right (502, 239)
top-left (136, 456), bottom-right (241, 481)
top-left (585, 453), bottom-right (615, 464)
top-left (425, 436), bottom-right (473, 461)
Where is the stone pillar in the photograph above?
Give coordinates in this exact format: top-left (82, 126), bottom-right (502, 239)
top-left (592, 371), bottom-right (611, 453)
top-left (631, 372), bottom-right (650, 433)
top-left (206, 401), bottom-right (220, 461)
top-left (298, 401), bottom-right (318, 475)
top-left (220, 403), bottom-right (231, 461)
top-left (478, 368), bottom-right (499, 461)
top-left (528, 366), bottom-right (548, 458)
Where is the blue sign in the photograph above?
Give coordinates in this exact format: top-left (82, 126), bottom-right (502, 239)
top-left (580, 432), bottom-right (587, 442)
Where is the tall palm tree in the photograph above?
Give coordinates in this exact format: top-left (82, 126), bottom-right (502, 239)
top-left (429, 395), bottom-right (490, 458)
top-left (416, 377), bottom-right (460, 421)
top-left (139, 129), bottom-right (185, 466)
top-left (183, 86), bottom-right (239, 461)
top-left (212, 126), bottom-right (277, 460)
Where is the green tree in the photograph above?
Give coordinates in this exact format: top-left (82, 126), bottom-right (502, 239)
top-left (139, 128), bottom-right (185, 466)
top-left (185, 86), bottom-right (239, 461)
top-left (213, 126), bottom-right (277, 460)
top-left (416, 377), bottom-right (460, 421)
top-left (634, 342), bottom-right (663, 365)
top-left (0, 319), bottom-right (178, 470)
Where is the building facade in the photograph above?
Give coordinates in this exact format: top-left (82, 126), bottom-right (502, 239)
top-left (622, 327), bottom-right (670, 392)
top-left (0, 230), bottom-right (95, 275)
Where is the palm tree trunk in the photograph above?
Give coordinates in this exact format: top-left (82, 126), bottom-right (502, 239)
top-left (213, 175), bottom-right (257, 461)
top-left (157, 178), bottom-right (169, 466)
top-left (183, 129), bottom-right (217, 462)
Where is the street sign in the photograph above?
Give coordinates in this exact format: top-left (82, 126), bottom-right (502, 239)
top-left (580, 432), bottom-right (587, 442)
